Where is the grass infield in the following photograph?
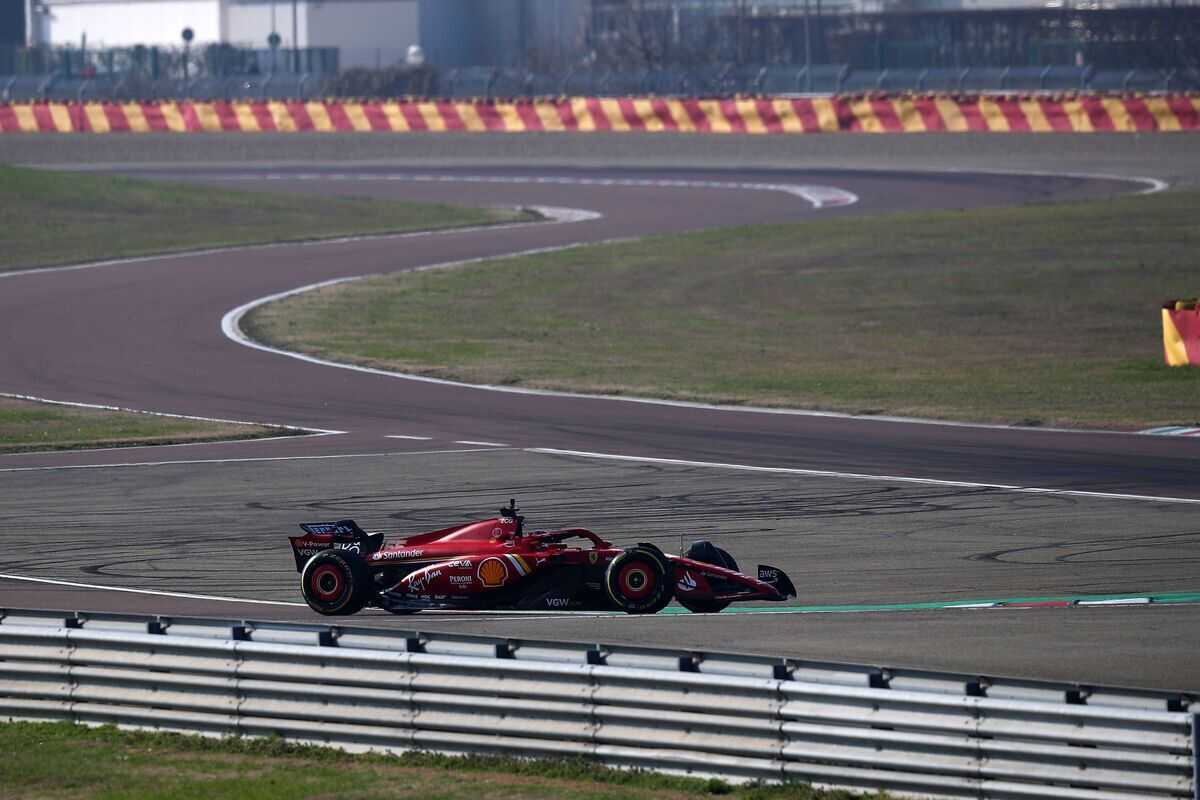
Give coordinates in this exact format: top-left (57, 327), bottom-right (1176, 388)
top-left (0, 165), bottom-right (530, 273)
top-left (0, 165), bottom-right (526, 452)
top-left (0, 397), bottom-right (287, 454)
top-left (0, 721), bottom-right (869, 800)
top-left (246, 189), bottom-right (1200, 430)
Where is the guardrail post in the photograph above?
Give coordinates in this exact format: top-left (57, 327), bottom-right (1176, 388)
top-left (585, 647), bottom-right (607, 666)
top-left (1193, 712), bottom-right (1198, 800)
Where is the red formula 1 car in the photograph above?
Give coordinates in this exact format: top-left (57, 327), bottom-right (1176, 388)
top-left (288, 500), bottom-right (796, 616)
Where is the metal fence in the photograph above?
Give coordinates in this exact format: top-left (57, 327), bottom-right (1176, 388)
top-left (3, 65), bottom-right (1198, 103)
top-left (0, 607), bottom-right (1195, 798)
top-left (441, 64), bottom-right (1200, 98)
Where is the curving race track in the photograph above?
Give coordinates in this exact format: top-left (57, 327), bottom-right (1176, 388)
top-left (2, 152), bottom-right (1198, 691)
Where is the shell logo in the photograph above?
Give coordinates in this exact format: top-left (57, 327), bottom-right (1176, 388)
top-left (477, 557), bottom-right (509, 588)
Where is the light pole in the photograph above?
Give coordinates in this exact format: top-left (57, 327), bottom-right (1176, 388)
top-left (291, 0), bottom-right (298, 72)
top-left (804, 0), bottom-right (812, 92)
top-left (181, 26), bottom-right (193, 80)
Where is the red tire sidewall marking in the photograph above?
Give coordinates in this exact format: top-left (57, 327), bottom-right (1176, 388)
top-left (311, 563), bottom-right (344, 601)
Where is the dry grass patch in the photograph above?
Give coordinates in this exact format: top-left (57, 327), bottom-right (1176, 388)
top-left (246, 190), bottom-right (1200, 430)
top-left (0, 165), bottom-right (532, 272)
top-left (0, 722), bottom-right (874, 800)
top-left (0, 396), bottom-right (288, 453)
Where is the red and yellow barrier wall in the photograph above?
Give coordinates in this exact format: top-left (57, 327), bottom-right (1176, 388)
top-left (2, 95), bottom-right (1198, 134)
top-left (1163, 300), bottom-right (1200, 367)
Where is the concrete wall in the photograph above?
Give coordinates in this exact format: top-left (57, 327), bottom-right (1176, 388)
top-left (30, 0), bottom-right (417, 67)
top-left (418, 0), bottom-right (588, 69)
top-left (307, 0), bottom-right (418, 68)
top-left (223, 0), bottom-right (307, 50)
top-left (36, 0), bottom-right (221, 46)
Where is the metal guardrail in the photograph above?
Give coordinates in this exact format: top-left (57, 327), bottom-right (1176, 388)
top-left (0, 608), bottom-right (1195, 798)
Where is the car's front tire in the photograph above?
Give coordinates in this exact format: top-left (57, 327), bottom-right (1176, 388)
top-left (605, 547), bottom-right (673, 614)
top-left (678, 540), bottom-right (739, 614)
top-left (300, 549), bottom-right (370, 615)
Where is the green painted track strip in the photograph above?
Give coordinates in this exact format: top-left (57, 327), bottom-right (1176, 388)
top-left (664, 591), bottom-right (1200, 615)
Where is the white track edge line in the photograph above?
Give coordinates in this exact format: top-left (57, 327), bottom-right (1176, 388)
top-left (0, 447), bottom-right (511, 473)
top-left (215, 172), bottom-right (860, 210)
top-left (0, 391), bottom-right (344, 435)
top-left (929, 167), bottom-right (1168, 196)
top-left (0, 573), bottom-right (309, 607)
top-left (525, 447), bottom-right (1200, 506)
top-left (0, 573), bottom-right (622, 617)
top-left (0, 204), bottom-right (598, 280)
top-left (0, 573), bottom-right (1182, 620)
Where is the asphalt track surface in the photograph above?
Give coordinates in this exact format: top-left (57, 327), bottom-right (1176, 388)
top-left (2, 135), bottom-right (1198, 691)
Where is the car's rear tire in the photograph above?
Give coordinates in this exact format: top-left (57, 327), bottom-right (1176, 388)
top-left (678, 540), bottom-right (739, 614)
top-left (301, 549), bottom-right (370, 616)
top-left (605, 547), bottom-right (673, 614)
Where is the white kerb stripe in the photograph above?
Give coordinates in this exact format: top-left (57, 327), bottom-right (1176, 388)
top-left (525, 447), bottom-right (1200, 506)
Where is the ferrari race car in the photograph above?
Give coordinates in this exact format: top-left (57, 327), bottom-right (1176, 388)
top-left (288, 500), bottom-right (796, 616)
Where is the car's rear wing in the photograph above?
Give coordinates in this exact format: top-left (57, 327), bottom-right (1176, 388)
top-left (287, 519), bottom-right (383, 572)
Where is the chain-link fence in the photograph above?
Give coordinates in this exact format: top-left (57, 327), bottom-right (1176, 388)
top-left (4, 64), bottom-right (1196, 103)
top-left (440, 64), bottom-right (1199, 96)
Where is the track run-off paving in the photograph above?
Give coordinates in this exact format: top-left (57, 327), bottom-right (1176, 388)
top-left (2, 133), bottom-right (1198, 691)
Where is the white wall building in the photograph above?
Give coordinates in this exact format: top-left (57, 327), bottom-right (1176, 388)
top-left (26, 0), bottom-right (421, 68)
